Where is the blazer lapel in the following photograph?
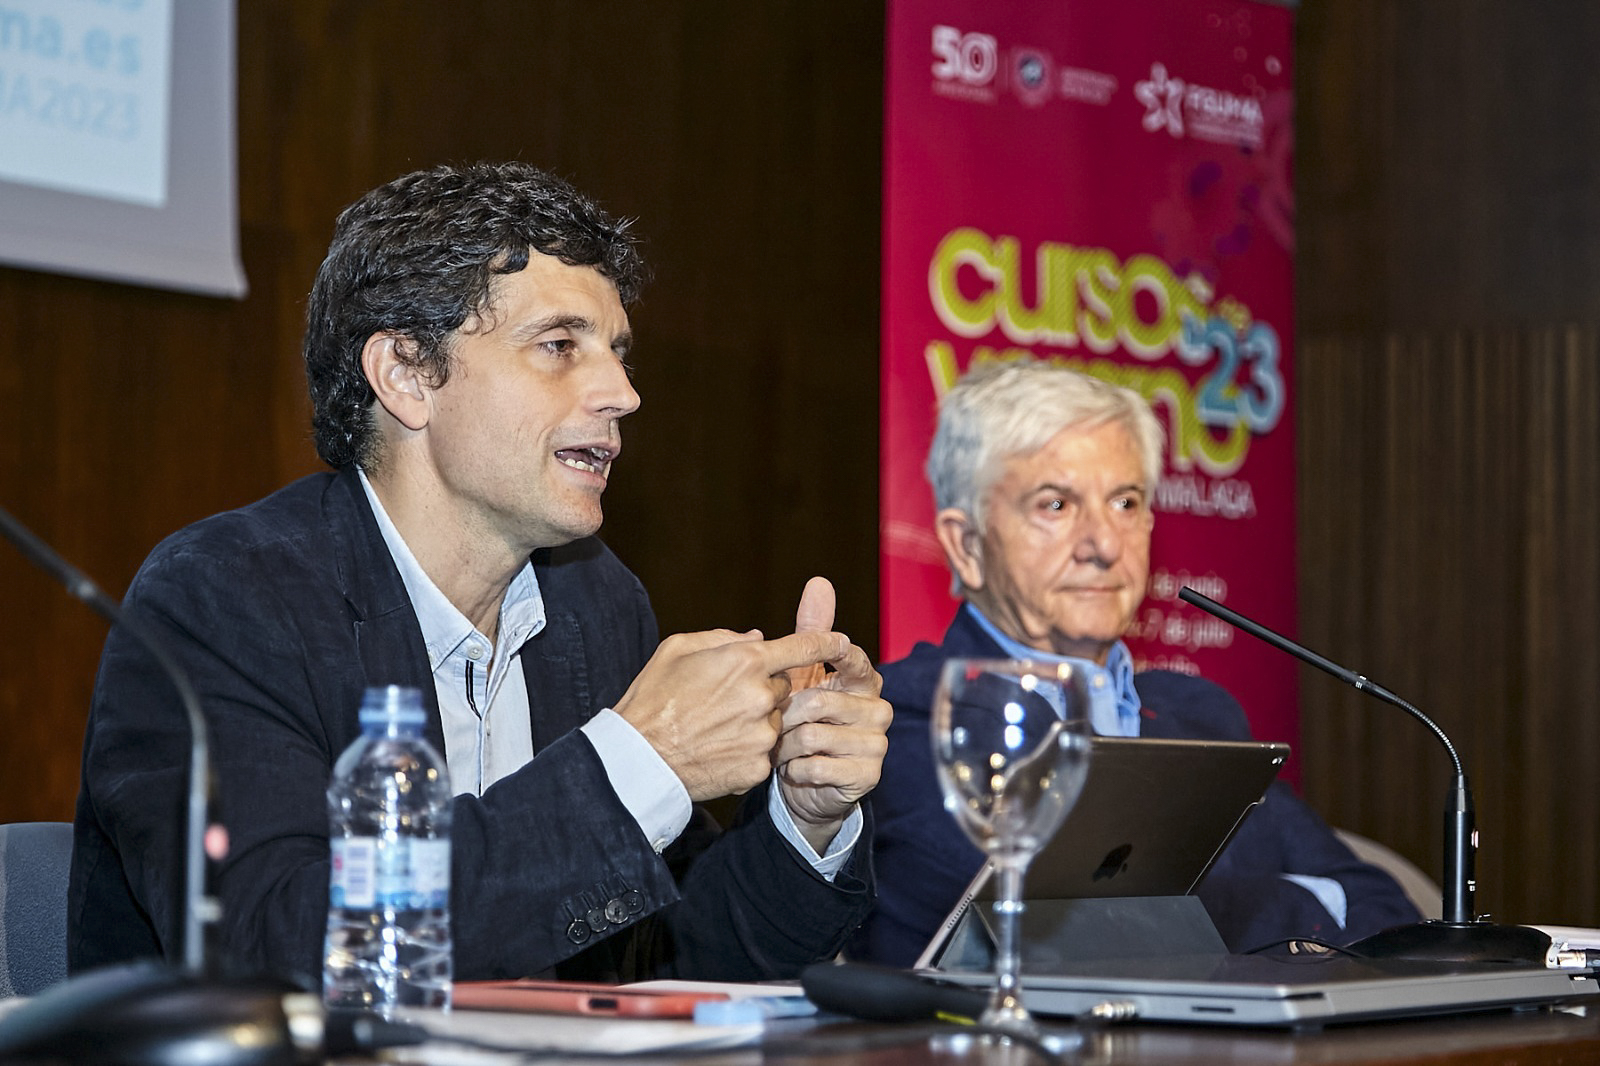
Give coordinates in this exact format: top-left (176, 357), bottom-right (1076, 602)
top-left (519, 600), bottom-right (591, 756)
top-left (322, 467), bottom-right (446, 756)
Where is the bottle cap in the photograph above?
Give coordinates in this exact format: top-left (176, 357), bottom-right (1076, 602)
top-left (358, 684), bottom-right (427, 730)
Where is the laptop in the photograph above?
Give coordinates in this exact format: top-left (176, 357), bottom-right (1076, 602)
top-left (926, 952), bottom-right (1599, 1028)
top-left (915, 736), bottom-right (1599, 1027)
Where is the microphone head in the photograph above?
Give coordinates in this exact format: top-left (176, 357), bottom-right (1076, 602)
top-left (800, 961), bottom-right (986, 1022)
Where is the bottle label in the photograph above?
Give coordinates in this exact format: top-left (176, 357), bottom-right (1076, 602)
top-left (330, 836), bottom-right (450, 909)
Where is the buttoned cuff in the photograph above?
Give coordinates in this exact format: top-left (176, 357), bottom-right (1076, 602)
top-left (767, 774), bottom-right (862, 882)
top-left (1282, 873), bottom-right (1349, 928)
top-left (580, 708), bottom-right (693, 853)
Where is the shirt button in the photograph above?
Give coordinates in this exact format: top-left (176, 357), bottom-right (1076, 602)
top-left (1093, 675), bottom-right (1107, 688)
top-left (467, 645), bottom-right (485, 661)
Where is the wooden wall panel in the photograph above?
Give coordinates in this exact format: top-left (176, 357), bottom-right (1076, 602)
top-left (1298, 1), bottom-right (1600, 332)
top-left (1297, 0), bottom-right (1600, 927)
top-left (1299, 330), bottom-right (1600, 927)
top-left (0, 1), bottom-right (884, 824)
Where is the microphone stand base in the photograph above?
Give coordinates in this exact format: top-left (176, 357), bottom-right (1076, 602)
top-left (0, 962), bottom-right (306, 1066)
top-left (1348, 921), bottom-right (1552, 966)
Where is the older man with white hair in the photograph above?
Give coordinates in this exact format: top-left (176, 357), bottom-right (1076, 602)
top-left (852, 360), bottom-right (1419, 966)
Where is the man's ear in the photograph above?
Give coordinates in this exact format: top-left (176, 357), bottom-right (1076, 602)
top-left (360, 332), bottom-right (431, 432)
top-left (935, 508), bottom-right (985, 592)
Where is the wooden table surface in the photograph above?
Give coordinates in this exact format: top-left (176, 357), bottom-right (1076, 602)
top-left (692, 1002), bottom-right (1600, 1066)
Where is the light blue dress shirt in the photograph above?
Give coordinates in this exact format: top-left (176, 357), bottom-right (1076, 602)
top-left (964, 604), bottom-right (1141, 738)
top-left (357, 470), bottom-right (859, 879)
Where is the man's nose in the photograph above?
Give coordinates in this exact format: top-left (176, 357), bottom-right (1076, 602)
top-left (589, 353), bottom-right (641, 418)
top-left (1071, 506), bottom-right (1123, 566)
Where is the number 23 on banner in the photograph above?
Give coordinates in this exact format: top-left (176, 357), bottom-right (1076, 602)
top-left (1178, 313), bottom-right (1285, 436)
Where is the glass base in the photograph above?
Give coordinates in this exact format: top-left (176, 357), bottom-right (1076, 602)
top-left (980, 1000), bottom-right (1040, 1038)
top-left (932, 1026), bottom-right (1084, 1064)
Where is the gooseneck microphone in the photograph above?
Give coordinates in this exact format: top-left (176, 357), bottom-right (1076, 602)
top-left (1178, 587), bottom-right (1551, 966)
top-left (0, 505), bottom-right (217, 973)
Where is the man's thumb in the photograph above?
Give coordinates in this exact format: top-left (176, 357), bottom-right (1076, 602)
top-left (794, 576), bottom-right (837, 635)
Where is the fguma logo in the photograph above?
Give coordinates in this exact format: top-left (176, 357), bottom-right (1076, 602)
top-left (1134, 62), bottom-right (1263, 149)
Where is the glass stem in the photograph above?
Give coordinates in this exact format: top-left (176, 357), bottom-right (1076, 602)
top-left (990, 855), bottom-right (1029, 1020)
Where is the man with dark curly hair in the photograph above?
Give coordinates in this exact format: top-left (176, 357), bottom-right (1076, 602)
top-left (69, 162), bottom-right (890, 990)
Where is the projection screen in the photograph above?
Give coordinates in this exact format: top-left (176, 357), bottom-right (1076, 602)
top-left (0, 0), bottom-right (246, 298)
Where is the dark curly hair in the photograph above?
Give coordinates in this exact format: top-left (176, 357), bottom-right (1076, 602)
top-left (303, 161), bottom-right (649, 469)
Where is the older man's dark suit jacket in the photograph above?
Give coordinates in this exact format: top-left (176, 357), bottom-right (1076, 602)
top-left (849, 607), bottom-right (1420, 966)
top-left (69, 468), bottom-right (871, 989)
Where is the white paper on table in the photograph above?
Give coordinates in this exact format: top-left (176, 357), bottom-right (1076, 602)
top-left (622, 979), bottom-right (804, 998)
top-left (1536, 925), bottom-right (1600, 951)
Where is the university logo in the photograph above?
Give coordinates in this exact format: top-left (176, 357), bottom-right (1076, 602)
top-left (1011, 48), bottom-right (1052, 106)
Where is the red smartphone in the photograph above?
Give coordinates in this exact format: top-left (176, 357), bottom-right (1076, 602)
top-left (453, 979), bottom-right (730, 1018)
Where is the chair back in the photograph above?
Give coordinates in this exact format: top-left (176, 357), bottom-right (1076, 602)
top-left (0, 822), bottom-right (73, 997)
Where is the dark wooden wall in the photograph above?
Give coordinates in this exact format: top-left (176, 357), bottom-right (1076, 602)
top-left (0, 1), bottom-right (885, 824)
top-left (1, 1), bottom-right (1596, 929)
top-left (1296, 1), bottom-right (1600, 926)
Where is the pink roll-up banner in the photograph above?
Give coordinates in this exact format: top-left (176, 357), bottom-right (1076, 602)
top-left (881, 0), bottom-right (1299, 755)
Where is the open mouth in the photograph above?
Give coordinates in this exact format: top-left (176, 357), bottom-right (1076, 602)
top-left (555, 445), bottom-right (614, 476)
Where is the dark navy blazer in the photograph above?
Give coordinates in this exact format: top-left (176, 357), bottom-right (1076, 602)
top-left (849, 608), bottom-right (1421, 966)
top-left (69, 468), bottom-right (871, 988)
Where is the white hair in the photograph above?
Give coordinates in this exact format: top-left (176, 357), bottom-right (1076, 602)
top-left (925, 360), bottom-right (1165, 530)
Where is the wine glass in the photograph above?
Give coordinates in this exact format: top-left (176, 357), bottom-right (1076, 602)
top-left (932, 657), bottom-right (1092, 1039)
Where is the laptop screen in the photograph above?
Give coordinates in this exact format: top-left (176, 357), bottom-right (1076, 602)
top-left (918, 735), bottom-right (1288, 969)
top-left (1004, 735), bottom-right (1289, 901)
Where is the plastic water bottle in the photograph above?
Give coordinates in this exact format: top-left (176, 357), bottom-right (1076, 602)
top-left (323, 685), bottom-right (453, 1015)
